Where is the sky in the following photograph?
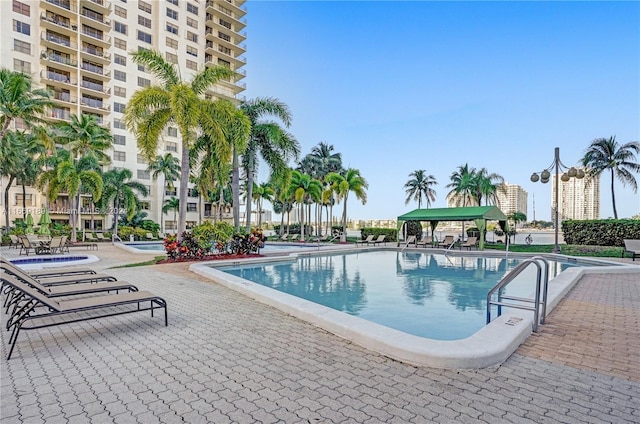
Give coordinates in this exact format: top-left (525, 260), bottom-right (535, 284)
top-left (242, 1), bottom-right (640, 222)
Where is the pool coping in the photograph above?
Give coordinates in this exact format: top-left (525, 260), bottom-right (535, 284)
top-left (190, 248), bottom-right (640, 369)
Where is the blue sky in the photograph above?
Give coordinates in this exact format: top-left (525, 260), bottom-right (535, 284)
top-left (243, 1), bottom-right (640, 221)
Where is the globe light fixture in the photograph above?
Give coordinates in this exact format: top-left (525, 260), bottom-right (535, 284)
top-left (531, 147), bottom-right (585, 253)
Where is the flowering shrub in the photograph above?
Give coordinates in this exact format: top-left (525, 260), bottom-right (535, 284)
top-left (163, 227), bottom-right (265, 260)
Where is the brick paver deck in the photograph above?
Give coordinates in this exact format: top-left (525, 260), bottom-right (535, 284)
top-left (1, 246), bottom-right (639, 423)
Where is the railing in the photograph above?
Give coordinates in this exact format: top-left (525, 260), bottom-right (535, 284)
top-left (41, 50), bottom-right (77, 67)
top-left (45, 0), bottom-right (75, 12)
top-left (81, 9), bottom-right (110, 26)
top-left (42, 32), bottom-right (76, 49)
top-left (81, 97), bottom-right (110, 110)
top-left (82, 29), bottom-right (110, 43)
top-left (486, 256), bottom-right (550, 332)
top-left (41, 70), bottom-right (75, 85)
top-left (81, 46), bottom-right (110, 60)
top-left (80, 80), bottom-right (110, 94)
top-left (81, 62), bottom-right (109, 77)
top-left (40, 13), bottom-right (75, 30)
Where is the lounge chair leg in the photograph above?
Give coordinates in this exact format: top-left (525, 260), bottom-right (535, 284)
top-left (7, 326), bottom-right (21, 360)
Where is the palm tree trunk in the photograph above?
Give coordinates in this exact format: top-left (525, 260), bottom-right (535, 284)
top-left (4, 176), bottom-right (15, 232)
top-left (232, 148), bottom-right (240, 231)
top-left (245, 157), bottom-right (254, 231)
top-left (279, 204), bottom-right (285, 235)
top-left (178, 144), bottom-right (190, 238)
top-left (160, 181), bottom-right (165, 233)
top-left (21, 184), bottom-right (26, 219)
top-left (341, 196), bottom-right (348, 243)
top-left (218, 190), bottom-right (224, 222)
top-left (112, 199), bottom-right (119, 238)
top-left (610, 168), bottom-right (618, 219)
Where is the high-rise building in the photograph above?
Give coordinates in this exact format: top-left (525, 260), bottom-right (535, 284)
top-left (1, 0), bottom-right (246, 232)
top-left (496, 183), bottom-right (528, 217)
top-left (552, 168), bottom-right (600, 220)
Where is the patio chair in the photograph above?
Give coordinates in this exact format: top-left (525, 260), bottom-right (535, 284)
top-left (85, 233), bottom-right (97, 242)
top-left (401, 235), bottom-right (417, 247)
top-left (623, 239), bottom-right (640, 261)
top-left (355, 235), bottom-right (375, 246)
top-left (289, 234), bottom-right (300, 242)
top-left (95, 233), bottom-right (107, 242)
top-left (275, 233), bottom-right (289, 242)
top-left (8, 235), bottom-right (21, 249)
top-left (1, 274), bottom-right (167, 360)
top-left (146, 232), bottom-right (156, 240)
top-left (437, 235), bottom-right (456, 249)
top-left (1, 260), bottom-right (117, 286)
top-left (0, 258), bottom-right (97, 279)
top-left (371, 235), bottom-right (387, 246)
top-left (461, 236), bottom-right (478, 250)
top-left (18, 236), bottom-right (35, 256)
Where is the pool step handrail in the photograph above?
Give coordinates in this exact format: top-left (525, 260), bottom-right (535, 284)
top-left (486, 256), bottom-right (550, 332)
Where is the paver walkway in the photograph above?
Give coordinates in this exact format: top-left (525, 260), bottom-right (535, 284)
top-left (1, 246), bottom-right (639, 423)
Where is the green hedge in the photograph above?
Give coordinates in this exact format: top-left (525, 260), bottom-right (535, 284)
top-left (359, 227), bottom-right (398, 242)
top-left (562, 219), bottom-right (640, 246)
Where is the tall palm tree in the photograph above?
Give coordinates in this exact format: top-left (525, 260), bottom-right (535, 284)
top-left (101, 168), bottom-right (148, 237)
top-left (327, 168), bottom-right (368, 242)
top-left (472, 167), bottom-right (504, 206)
top-left (288, 170), bottom-right (322, 241)
top-left (0, 68), bottom-right (53, 143)
top-left (302, 142), bottom-right (343, 180)
top-left (147, 153), bottom-right (181, 233)
top-left (252, 182), bottom-right (274, 228)
top-left (404, 170), bottom-right (437, 209)
top-left (57, 114), bottom-right (112, 165)
top-left (124, 49), bottom-right (245, 237)
top-left (446, 164), bottom-right (476, 207)
top-left (240, 97), bottom-right (299, 231)
top-left (163, 197), bottom-right (180, 233)
top-left (582, 136), bottom-right (640, 218)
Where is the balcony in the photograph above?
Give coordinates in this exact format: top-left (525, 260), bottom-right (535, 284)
top-left (51, 91), bottom-right (77, 105)
top-left (80, 80), bottom-right (110, 95)
top-left (40, 12), bottom-right (78, 36)
top-left (83, 0), bottom-right (111, 14)
top-left (81, 45), bottom-right (111, 64)
top-left (80, 97), bottom-right (111, 112)
top-left (49, 107), bottom-right (72, 122)
top-left (42, 0), bottom-right (77, 16)
top-left (205, 42), bottom-right (247, 69)
top-left (206, 0), bottom-right (245, 20)
top-left (80, 8), bottom-right (111, 30)
top-left (80, 62), bottom-right (110, 80)
top-left (81, 27), bottom-right (111, 46)
top-left (41, 31), bottom-right (77, 52)
top-left (40, 50), bottom-right (77, 69)
top-left (40, 69), bottom-right (76, 88)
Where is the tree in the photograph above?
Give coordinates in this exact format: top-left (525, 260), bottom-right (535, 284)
top-left (0, 131), bottom-right (38, 230)
top-left (288, 170), bottom-right (322, 241)
top-left (581, 136), bottom-right (640, 219)
top-left (446, 164), bottom-right (476, 207)
top-left (147, 153), bottom-right (181, 233)
top-left (327, 168), bottom-right (368, 242)
top-left (0, 68), bottom-right (53, 144)
top-left (163, 197), bottom-right (180, 233)
top-left (57, 114), bottom-right (112, 164)
top-left (252, 182), bottom-right (274, 228)
top-left (240, 97), bottom-right (300, 231)
top-left (303, 142), bottom-right (343, 180)
top-left (124, 49), bottom-right (240, 237)
top-left (404, 170), bottom-right (437, 209)
top-left (472, 167), bottom-right (504, 206)
top-left (101, 168), bottom-right (148, 237)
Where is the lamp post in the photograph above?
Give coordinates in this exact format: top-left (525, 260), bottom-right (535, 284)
top-left (530, 147), bottom-right (585, 253)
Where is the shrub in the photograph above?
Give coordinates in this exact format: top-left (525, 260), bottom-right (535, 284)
top-left (359, 227), bottom-right (398, 242)
top-left (562, 219), bottom-right (640, 246)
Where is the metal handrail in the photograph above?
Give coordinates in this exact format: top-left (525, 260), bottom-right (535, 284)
top-left (486, 256), bottom-right (550, 332)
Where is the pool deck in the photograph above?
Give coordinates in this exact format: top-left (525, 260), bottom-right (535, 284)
top-left (1, 244), bottom-right (639, 423)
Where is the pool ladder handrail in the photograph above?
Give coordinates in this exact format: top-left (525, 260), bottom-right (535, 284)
top-left (486, 256), bottom-right (550, 332)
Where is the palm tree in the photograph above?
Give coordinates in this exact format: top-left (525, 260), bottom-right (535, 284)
top-left (582, 136), bottom-right (640, 218)
top-left (303, 142), bottom-right (343, 180)
top-left (446, 164), bottom-right (476, 207)
top-left (101, 168), bottom-right (148, 237)
top-left (240, 97), bottom-right (300, 231)
top-left (404, 170), bottom-right (437, 209)
top-left (252, 182), bottom-right (274, 228)
top-left (0, 68), bottom-right (53, 143)
top-left (472, 167), bottom-right (504, 206)
top-left (57, 114), bottom-right (112, 164)
top-left (147, 153), bottom-right (181, 233)
top-left (163, 197), bottom-right (180, 233)
top-left (123, 49), bottom-right (245, 237)
top-left (288, 170), bottom-right (322, 241)
top-left (327, 168), bottom-right (368, 242)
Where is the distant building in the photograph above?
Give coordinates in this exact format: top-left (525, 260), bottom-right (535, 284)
top-left (496, 183), bottom-right (528, 217)
top-left (552, 169), bottom-right (600, 220)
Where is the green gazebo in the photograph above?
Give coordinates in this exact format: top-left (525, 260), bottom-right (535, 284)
top-left (397, 206), bottom-right (509, 250)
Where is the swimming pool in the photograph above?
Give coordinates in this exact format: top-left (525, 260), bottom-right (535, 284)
top-left (9, 254), bottom-right (99, 270)
top-left (191, 249), bottom-right (629, 368)
top-left (118, 241), bottom-right (330, 254)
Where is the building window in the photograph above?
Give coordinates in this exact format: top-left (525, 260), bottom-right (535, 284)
top-left (114, 70), bottom-right (126, 82)
top-left (166, 8), bottom-right (178, 20)
top-left (113, 151), bottom-right (126, 161)
top-left (137, 77), bottom-right (151, 87)
top-left (113, 134), bottom-right (126, 145)
top-left (12, 1), bottom-right (30, 16)
top-left (137, 154), bottom-right (148, 164)
top-left (138, 15), bottom-right (152, 28)
top-left (13, 59), bottom-right (30, 74)
top-left (13, 20), bottom-right (30, 36)
top-left (114, 5), bottom-right (127, 18)
top-left (186, 60), bottom-right (197, 71)
top-left (113, 102), bottom-right (126, 113)
top-left (137, 30), bottom-right (151, 44)
top-left (186, 46), bottom-right (198, 57)
top-left (166, 23), bottom-right (178, 35)
top-left (166, 52), bottom-right (178, 64)
top-left (218, 59), bottom-right (230, 68)
top-left (138, 1), bottom-right (152, 13)
top-left (186, 31), bottom-right (198, 43)
top-left (114, 21), bottom-right (127, 34)
top-left (218, 31), bottom-right (230, 42)
top-left (166, 142), bottom-right (177, 152)
top-left (13, 39), bottom-right (30, 54)
top-left (187, 203), bottom-right (197, 212)
top-left (219, 19), bottom-right (231, 29)
top-left (165, 187), bottom-right (177, 196)
top-left (167, 127), bottom-right (178, 137)
top-left (167, 0), bottom-right (178, 5)
top-left (137, 170), bottom-right (151, 180)
top-left (15, 193), bottom-right (33, 206)
top-left (114, 86), bottom-right (126, 97)
top-left (186, 17), bottom-right (198, 29)
top-left (114, 38), bottom-right (127, 50)
top-left (166, 37), bottom-right (178, 49)
top-left (113, 119), bottom-right (126, 130)
top-left (114, 54), bottom-right (126, 66)
top-left (187, 3), bottom-right (198, 15)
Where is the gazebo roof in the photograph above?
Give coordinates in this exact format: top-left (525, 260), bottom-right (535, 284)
top-left (397, 206), bottom-right (508, 222)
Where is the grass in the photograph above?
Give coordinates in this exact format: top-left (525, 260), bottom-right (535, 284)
top-left (109, 256), bottom-right (166, 269)
top-left (484, 243), bottom-right (625, 258)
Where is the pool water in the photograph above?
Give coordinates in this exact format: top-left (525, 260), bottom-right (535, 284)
top-left (123, 241), bottom-right (319, 253)
top-left (219, 251), bottom-right (580, 341)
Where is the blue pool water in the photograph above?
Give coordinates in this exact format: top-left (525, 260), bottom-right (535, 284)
top-left (219, 251), bottom-right (582, 340)
top-left (11, 256), bottom-right (90, 265)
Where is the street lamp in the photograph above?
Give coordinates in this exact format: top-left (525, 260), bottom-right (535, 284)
top-left (530, 147), bottom-right (585, 253)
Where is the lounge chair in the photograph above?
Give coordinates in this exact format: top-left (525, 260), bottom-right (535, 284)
top-left (85, 233), bottom-right (97, 242)
top-left (289, 234), bottom-right (300, 242)
top-left (95, 233), bottom-right (107, 242)
top-left (437, 235), bottom-right (456, 249)
top-left (8, 235), bottom-right (20, 249)
top-left (277, 233), bottom-right (289, 242)
top-left (355, 235), bottom-right (375, 246)
top-left (18, 236), bottom-right (35, 256)
top-left (371, 235), bottom-right (387, 246)
top-left (461, 236), bottom-right (478, 250)
top-left (1, 261), bottom-right (117, 286)
top-left (401, 235), bottom-right (416, 247)
top-left (146, 232), bottom-right (156, 240)
top-left (0, 258), bottom-right (98, 279)
top-left (623, 239), bottom-right (640, 261)
top-left (0, 274), bottom-right (167, 360)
